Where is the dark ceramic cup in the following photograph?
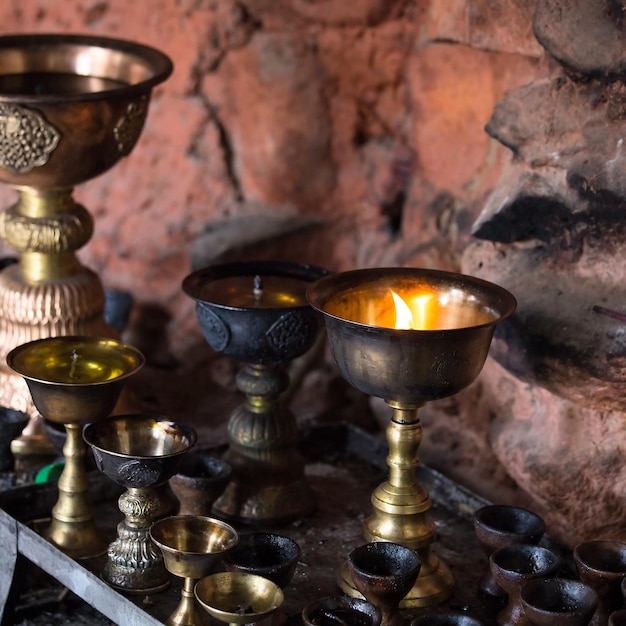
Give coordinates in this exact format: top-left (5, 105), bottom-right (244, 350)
top-left (411, 614), bottom-right (484, 625)
top-left (490, 544), bottom-right (561, 626)
top-left (302, 596), bottom-right (382, 626)
top-left (348, 542), bottom-right (421, 626)
top-left (521, 577), bottom-right (598, 626)
top-left (224, 531), bottom-right (300, 589)
top-left (574, 540), bottom-right (626, 625)
top-left (474, 504), bottom-right (546, 597)
top-left (169, 452), bottom-right (231, 517)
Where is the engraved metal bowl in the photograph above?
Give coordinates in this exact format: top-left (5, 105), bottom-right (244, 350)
top-left (183, 260), bottom-right (329, 365)
top-left (83, 414), bottom-right (197, 489)
top-left (0, 33), bottom-right (172, 187)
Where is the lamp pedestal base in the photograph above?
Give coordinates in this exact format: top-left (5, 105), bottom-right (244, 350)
top-left (338, 402), bottom-right (453, 607)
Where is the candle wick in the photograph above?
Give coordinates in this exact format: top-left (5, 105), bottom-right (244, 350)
top-left (69, 349), bottom-right (79, 380)
top-left (253, 274), bottom-right (263, 303)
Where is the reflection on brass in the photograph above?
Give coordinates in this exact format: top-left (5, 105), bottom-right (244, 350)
top-left (0, 196), bottom-right (91, 254)
top-left (183, 260), bottom-right (329, 524)
top-left (84, 415), bottom-right (197, 594)
top-left (150, 515), bottom-right (239, 626)
top-left (0, 103), bottom-right (60, 173)
top-left (307, 267), bottom-right (516, 608)
top-left (7, 336), bottom-right (145, 560)
top-left (0, 34), bottom-right (172, 457)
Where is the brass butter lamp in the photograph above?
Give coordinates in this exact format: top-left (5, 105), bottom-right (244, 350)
top-left (150, 515), bottom-right (239, 626)
top-left (183, 260), bottom-right (329, 524)
top-left (6, 335), bottom-right (145, 560)
top-left (307, 267), bottom-right (516, 607)
top-left (83, 415), bottom-right (197, 594)
top-left (0, 33), bottom-right (172, 457)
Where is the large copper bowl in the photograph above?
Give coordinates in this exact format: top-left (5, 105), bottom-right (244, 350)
top-left (0, 33), bottom-right (172, 187)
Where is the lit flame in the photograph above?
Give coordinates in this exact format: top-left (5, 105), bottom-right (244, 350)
top-left (391, 290), bottom-right (436, 330)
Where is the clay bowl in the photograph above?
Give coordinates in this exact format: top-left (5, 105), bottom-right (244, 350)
top-left (490, 544), bottom-right (561, 626)
top-left (574, 540), bottom-right (626, 623)
top-left (302, 596), bottom-right (382, 626)
top-left (224, 531), bottom-right (301, 589)
top-left (348, 542), bottom-right (421, 626)
top-left (474, 504), bottom-right (546, 597)
top-left (169, 452), bottom-right (231, 516)
top-left (520, 577), bottom-right (598, 626)
top-left (411, 614), bottom-right (484, 625)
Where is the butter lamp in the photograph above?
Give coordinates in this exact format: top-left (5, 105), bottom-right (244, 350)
top-left (307, 267), bottom-right (516, 607)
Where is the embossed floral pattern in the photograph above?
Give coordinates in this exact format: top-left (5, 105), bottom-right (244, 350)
top-left (0, 104), bottom-right (60, 173)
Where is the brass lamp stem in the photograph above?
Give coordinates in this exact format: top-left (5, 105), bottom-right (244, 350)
top-left (102, 486), bottom-right (169, 594)
top-left (167, 577), bottom-right (210, 626)
top-left (47, 423), bottom-right (107, 559)
top-left (212, 363), bottom-right (316, 524)
top-left (338, 401), bottom-right (454, 608)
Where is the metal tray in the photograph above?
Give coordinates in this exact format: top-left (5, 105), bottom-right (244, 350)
top-left (0, 422), bottom-right (561, 625)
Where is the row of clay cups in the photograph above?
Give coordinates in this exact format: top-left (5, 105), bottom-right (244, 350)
top-left (474, 503), bottom-right (626, 625)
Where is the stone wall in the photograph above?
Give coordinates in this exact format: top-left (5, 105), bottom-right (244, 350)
top-left (3, 1), bottom-right (621, 545)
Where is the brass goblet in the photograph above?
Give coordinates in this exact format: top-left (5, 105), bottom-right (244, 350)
top-left (195, 571), bottom-right (284, 626)
top-left (307, 267), bottom-right (516, 607)
top-left (83, 414), bottom-right (197, 593)
top-left (6, 335), bottom-right (145, 559)
top-left (150, 515), bottom-right (239, 626)
top-left (0, 34), bottom-right (172, 457)
top-left (183, 260), bottom-right (329, 524)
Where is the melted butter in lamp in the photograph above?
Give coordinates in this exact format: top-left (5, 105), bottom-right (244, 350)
top-left (13, 346), bottom-right (129, 384)
top-left (198, 274), bottom-right (309, 308)
top-left (44, 350), bottom-right (127, 384)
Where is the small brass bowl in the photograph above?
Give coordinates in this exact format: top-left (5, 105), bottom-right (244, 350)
top-left (195, 571), bottom-right (284, 625)
top-left (7, 336), bottom-right (145, 424)
top-left (150, 515), bottom-right (239, 580)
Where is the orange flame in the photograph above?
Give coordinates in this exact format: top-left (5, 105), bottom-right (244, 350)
top-left (391, 290), bottom-right (436, 330)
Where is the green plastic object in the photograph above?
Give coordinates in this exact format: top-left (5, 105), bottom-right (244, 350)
top-left (34, 462), bottom-right (64, 484)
